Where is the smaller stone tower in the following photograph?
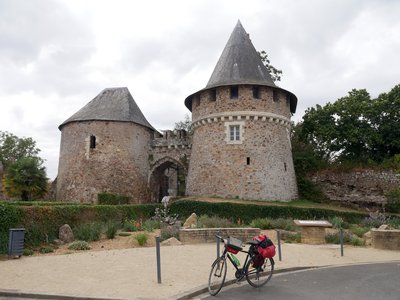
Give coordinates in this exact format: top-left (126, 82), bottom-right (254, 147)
top-left (57, 87), bottom-right (154, 203)
top-left (184, 21), bottom-right (298, 201)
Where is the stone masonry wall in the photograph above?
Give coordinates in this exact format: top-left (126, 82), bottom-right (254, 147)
top-left (57, 121), bottom-right (153, 203)
top-left (187, 85), bottom-right (298, 201)
top-left (311, 169), bottom-right (400, 206)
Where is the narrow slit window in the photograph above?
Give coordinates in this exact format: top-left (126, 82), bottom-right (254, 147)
top-left (247, 157), bottom-right (250, 165)
top-left (90, 135), bottom-right (96, 149)
top-left (284, 162), bottom-right (287, 171)
top-left (230, 86), bottom-right (239, 99)
top-left (252, 86), bottom-right (260, 99)
top-left (210, 89), bottom-right (216, 101)
top-left (273, 90), bottom-right (279, 102)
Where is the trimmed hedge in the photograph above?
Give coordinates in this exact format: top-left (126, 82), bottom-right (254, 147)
top-left (98, 192), bottom-right (130, 205)
top-left (169, 200), bottom-right (369, 224)
top-left (0, 203), bottom-right (159, 253)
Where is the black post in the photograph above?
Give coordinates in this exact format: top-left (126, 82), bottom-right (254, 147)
top-left (340, 229), bottom-right (344, 257)
top-left (216, 230), bottom-right (220, 259)
top-left (276, 230), bottom-right (282, 261)
top-left (156, 236), bottom-right (161, 283)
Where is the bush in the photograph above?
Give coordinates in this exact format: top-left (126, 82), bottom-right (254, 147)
top-left (118, 232), bottom-right (131, 237)
top-left (281, 231), bottom-right (301, 243)
top-left (197, 215), bottom-right (236, 228)
top-left (73, 223), bottom-right (102, 242)
top-left (23, 248), bottom-right (34, 256)
top-left (39, 245), bottom-right (54, 254)
top-left (106, 222), bottom-right (118, 239)
top-left (169, 200), bottom-right (368, 225)
top-left (135, 233), bottom-right (148, 246)
top-left (123, 220), bottom-right (139, 232)
top-left (272, 218), bottom-right (298, 231)
top-left (349, 225), bottom-right (370, 238)
top-left (97, 192), bottom-right (130, 205)
top-left (385, 188), bottom-right (400, 213)
top-left (68, 241), bottom-right (91, 251)
top-left (250, 218), bottom-right (274, 229)
top-left (160, 223), bottom-right (180, 241)
top-left (143, 219), bottom-right (160, 232)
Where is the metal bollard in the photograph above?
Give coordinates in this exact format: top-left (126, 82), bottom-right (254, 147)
top-left (156, 236), bottom-right (161, 283)
top-left (216, 230), bottom-right (220, 259)
top-left (276, 230), bottom-right (282, 261)
top-left (340, 229), bottom-right (344, 257)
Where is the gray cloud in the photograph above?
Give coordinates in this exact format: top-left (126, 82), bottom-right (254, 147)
top-left (0, 0), bottom-right (399, 179)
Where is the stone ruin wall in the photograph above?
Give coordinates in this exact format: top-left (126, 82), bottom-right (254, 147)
top-left (311, 169), bottom-right (400, 206)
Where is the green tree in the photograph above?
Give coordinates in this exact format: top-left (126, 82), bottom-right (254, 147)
top-left (174, 114), bottom-right (193, 135)
top-left (258, 50), bottom-right (282, 82)
top-left (300, 86), bottom-right (400, 164)
top-left (2, 157), bottom-right (48, 201)
top-left (0, 131), bottom-right (41, 170)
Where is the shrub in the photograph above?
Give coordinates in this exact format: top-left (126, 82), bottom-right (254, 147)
top-left (281, 231), bottom-right (301, 243)
top-left (97, 192), bottom-right (130, 205)
top-left (250, 218), bottom-right (274, 229)
top-left (169, 200), bottom-right (368, 225)
top-left (197, 215), bottom-right (236, 228)
top-left (325, 232), bottom-right (352, 244)
top-left (73, 223), bottom-right (102, 242)
top-left (143, 219), bottom-right (160, 232)
top-left (68, 241), bottom-right (91, 251)
top-left (106, 222), bottom-right (118, 239)
top-left (160, 223), bottom-right (180, 241)
top-left (135, 233), bottom-right (148, 246)
top-left (39, 245), bottom-right (54, 254)
top-left (349, 225), bottom-right (370, 238)
top-left (385, 188), bottom-right (400, 213)
top-left (23, 248), bottom-right (34, 256)
top-left (123, 220), bottom-right (139, 232)
top-left (272, 218), bottom-right (298, 231)
top-left (118, 232), bottom-right (131, 237)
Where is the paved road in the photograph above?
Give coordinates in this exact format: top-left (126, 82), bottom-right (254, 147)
top-left (201, 263), bottom-right (400, 300)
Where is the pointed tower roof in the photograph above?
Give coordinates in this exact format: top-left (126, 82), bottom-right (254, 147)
top-left (59, 87), bottom-right (154, 130)
top-left (185, 21), bottom-right (297, 113)
top-left (206, 20), bottom-right (276, 89)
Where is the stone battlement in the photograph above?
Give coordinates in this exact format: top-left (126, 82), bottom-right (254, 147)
top-left (151, 130), bottom-right (192, 149)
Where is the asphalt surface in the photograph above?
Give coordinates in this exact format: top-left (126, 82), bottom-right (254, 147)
top-left (201, 263), bottom-right (400, 300)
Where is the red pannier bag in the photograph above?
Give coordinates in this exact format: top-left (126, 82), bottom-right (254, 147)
top-left (254, 234), bottom-right (276, 258)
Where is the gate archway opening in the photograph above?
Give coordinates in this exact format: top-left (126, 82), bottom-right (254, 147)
top-left (149, 157), bottom-right (186, 202)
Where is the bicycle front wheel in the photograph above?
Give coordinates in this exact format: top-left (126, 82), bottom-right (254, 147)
top-left (245, 257), bottom-right (274, 288)
top-left (208, 256), bottom-right (227, 296)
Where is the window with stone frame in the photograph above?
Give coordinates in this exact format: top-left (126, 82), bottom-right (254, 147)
top-left (225, 121), bottom-right (244, 144)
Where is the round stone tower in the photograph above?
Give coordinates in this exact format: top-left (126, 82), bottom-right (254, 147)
top-left (57, 87), bottom-right (154, 203)
top-left (185, 21), bottom-right (298, 201)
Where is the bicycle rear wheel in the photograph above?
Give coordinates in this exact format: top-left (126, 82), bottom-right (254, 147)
top-left (208, 256), bottom-right (227, 296)
top-left (245, 257), bottom-right (274, 288)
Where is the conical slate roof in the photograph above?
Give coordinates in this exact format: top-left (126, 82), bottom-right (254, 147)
top-left (59, 87), bottom-right (154, 130)
top-left (206, 20), bottom-right (276, 89)
top-left (185, 21), bottom-right (297, 113)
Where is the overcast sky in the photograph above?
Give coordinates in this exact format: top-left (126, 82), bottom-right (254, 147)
top-left (1, 0), bottom-right (399, 180)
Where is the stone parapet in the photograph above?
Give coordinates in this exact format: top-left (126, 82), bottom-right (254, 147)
top-left (371, 229), bottom-right (400, 251)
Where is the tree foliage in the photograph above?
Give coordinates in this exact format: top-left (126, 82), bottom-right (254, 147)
top-left (258, 50), bottom-right (282, 82)
top-left (298, 85), bottom-right (400, 164)
top-left (0, 131), bottom-right (41, 170)
top-left (2, 157), bottom-right (48, 201)
top-left (174, 114), bottom-right (193, 135)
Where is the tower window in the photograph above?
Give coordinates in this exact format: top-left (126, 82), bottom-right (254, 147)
top-left (229, 125), bottom-right (240, 141)
top-left (90, 135), bottom-right (96, 149)
top-left (230, 86), bottom-right (239, 99)
top-left (210, 89), bottom-right (216, 101)
top-left (246, 157), bottom-right (250, 165)
top-left (286, 94), bottom-right (290, 106)
top-left (284, 162), bottom-right (287, 171)
top-left (252, 86), bottom-right (260, 99)
top-left (273, 90), bottom-right (279, 102)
